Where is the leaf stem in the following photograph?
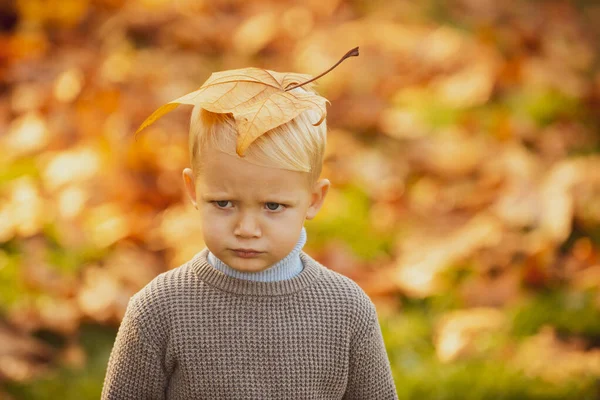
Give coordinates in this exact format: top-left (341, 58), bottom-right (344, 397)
top-left (284, 46), bottom-right (359, 92)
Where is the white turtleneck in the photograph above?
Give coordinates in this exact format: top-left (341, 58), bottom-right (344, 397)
top-left (207, 227), bottom-right (307, 282)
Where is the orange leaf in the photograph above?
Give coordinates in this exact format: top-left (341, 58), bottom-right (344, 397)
top-left (134, 103), bottom-right (180, 140)
top-left (135, 68), bottom-right (328, 156)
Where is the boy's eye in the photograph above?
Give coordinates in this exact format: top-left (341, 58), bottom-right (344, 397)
top-left (212, 201), bottom-right (285, 211)
top-left (265, 202), bottom-right (278, 211)
top-left (265, 202), bottom-right (284, 211)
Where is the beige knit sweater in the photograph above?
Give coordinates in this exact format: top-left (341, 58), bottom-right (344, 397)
top-left (101, 248), bottom-right (398, 399)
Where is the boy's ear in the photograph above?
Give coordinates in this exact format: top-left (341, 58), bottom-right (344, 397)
top-left (182, 168), bottom-right (198, 209)
top-left (306, 178), bottom-right (330, 220)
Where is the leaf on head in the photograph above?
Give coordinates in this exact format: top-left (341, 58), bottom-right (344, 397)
top-left (135, 46), bottom-right (359, 156)
top-left (134, 68), bottom-right (327, 156)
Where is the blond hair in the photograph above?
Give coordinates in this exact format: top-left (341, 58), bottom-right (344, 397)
top-left (188, 88), bottom-right (327, 184)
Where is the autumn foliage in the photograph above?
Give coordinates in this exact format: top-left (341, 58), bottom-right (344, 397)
top-left (1, 0), bottom-right (600, 398)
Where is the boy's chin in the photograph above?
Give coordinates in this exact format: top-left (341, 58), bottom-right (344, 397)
top-left (223, 255), bottom-right (272, 273)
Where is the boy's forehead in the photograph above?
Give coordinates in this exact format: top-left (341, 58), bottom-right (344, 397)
top-left (198, 151), bottom-right (312, 194)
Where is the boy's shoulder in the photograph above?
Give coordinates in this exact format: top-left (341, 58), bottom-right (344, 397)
top-left (300, 251), bottom-right (369, 294)
top-left (125, 256), bottom-right (199, 316)
top-left (299, 250), bottom-right (378, 317)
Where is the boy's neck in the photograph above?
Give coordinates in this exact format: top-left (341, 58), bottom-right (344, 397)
top-left (207, 227), bottom-right (307, 282)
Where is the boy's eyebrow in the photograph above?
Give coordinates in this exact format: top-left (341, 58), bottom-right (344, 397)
top-left (201, 193), bottom-right (297, 204)
top-left (200, 192), bottom-right (230, 199)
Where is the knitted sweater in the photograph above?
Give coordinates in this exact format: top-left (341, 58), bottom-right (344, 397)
top-left (101, 248), bottom-right (398, 399)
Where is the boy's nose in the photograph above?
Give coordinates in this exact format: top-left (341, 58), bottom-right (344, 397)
top-left (233, 213), bottom-right (261, 238)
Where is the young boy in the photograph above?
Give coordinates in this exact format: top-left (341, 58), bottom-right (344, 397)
top-left (102, 80), bottom-right (398, 399)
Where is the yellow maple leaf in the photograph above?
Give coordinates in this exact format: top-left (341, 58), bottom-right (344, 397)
top-left (135, 47), bottom-right (358, 156)
top-left (135, 69), bottom-right (327, 156)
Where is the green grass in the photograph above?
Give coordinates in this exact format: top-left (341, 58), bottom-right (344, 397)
top-left (510, 289), bottom-right (600, 338)
top-left (305, 184), bottom-right (396, 260)
top-left (3, 323), bottom-right (117, 400)
top-left (381, 293), bottom-right (600, 400)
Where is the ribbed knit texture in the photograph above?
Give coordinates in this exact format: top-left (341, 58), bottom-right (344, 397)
top-left (101, 248), bottom-right (398, 399)
top-left (207, 226), bottom-right (307, 282)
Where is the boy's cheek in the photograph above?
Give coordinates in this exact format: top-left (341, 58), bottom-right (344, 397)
top-left (202, 214), bottom-right (224, 231)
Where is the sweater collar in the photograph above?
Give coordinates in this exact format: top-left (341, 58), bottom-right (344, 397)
top-left (190, 241), bottom-right (323, 297)
top-left (207, 227), bottom-right (307, 282)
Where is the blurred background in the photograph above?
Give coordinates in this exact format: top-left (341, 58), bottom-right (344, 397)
top-left (1, 0), bottom-right (600, 398)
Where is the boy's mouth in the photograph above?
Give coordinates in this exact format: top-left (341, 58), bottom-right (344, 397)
top-left (231, 249), bottom-right (263, 258)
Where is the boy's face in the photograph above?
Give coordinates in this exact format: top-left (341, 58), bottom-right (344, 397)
top-left (182, 150), bottom-right (329, 273)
